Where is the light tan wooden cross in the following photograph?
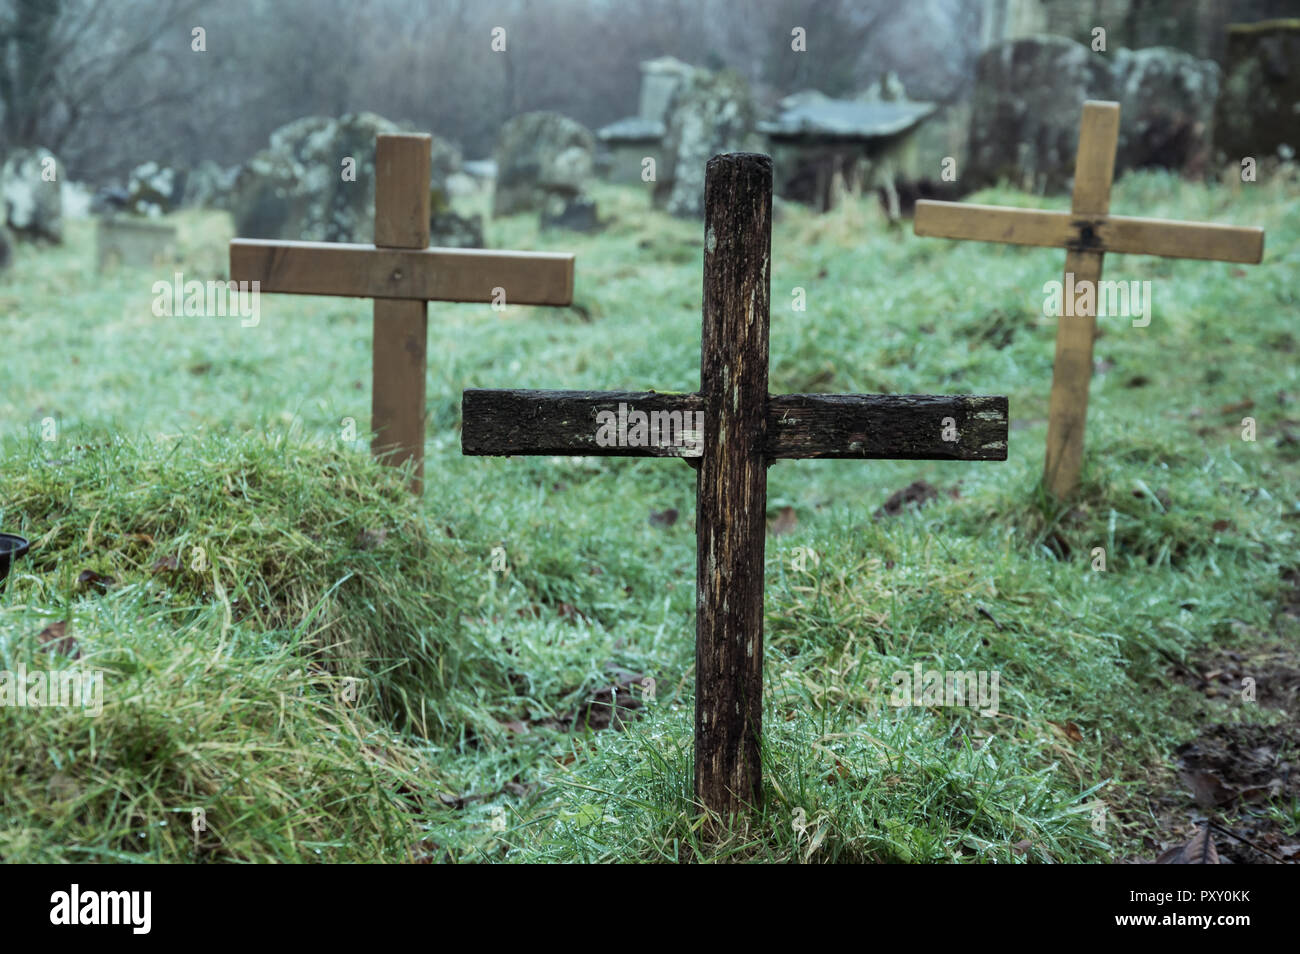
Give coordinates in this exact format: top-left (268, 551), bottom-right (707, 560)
top-left (229, 133), bottom-right (575, 494)
top-left (915, 100), bottom-right (1265, 499)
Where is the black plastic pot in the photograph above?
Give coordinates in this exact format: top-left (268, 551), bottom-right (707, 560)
top-left (0, 533), bottom-right (30, 591)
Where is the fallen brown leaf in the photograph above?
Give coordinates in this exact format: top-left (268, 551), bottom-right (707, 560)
top-left (648, 507), bottom-right (678, 528)
top-left (76, 569), bottom-right (115, 593)
top-left (874, 480), bottom-right (941, 518)
top-left (1181, 769), bottom-right (1237, 808)
top-left (38, 620), bottom-right (79, 658)
top-left (1156, 826), bottom-right (1220, 864)
top-left (1051, 721), bottom-right (1084, 743)
top-left (768, 505), bottom-right (798, 536)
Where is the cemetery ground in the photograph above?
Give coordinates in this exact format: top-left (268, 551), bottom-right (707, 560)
top-left (0, 169), bottom-right (1297, 864)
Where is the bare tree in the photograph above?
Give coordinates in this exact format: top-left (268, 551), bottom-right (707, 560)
top-left (0, 0), bottom-right (199, 172)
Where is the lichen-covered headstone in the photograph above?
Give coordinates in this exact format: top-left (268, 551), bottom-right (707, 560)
top-left (492, 112), bottom-right (595, 216)
top-left (967, 36), bottom-right (1219, 192)
top-left (654, 69), bottom-right (761, 217)
top-left (232, 113), bottom-right (463, 244)
top-left (1110, 46), bottom-right (1219, 177)
top-left (967, 36), bottom-right (1113, 192)
top-left (540, 194), bottom-right (600, 232)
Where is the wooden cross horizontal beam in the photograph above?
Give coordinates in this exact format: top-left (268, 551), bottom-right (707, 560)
top-left (230, 238), bottom-right (575, 304)
top-left (463, 388), bottom-right (1008, 460)
top-left (914, 202), bottom-right (1264, 263)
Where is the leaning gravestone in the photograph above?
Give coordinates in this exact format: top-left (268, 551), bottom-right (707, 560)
top-left (1215, 19), bottom-right (1300, 166)
top-left (1109, 46), bottom-right (1218, 178)
top-left (654, 68), bottom-right (762, 217)
top-left (492, 112), bottom-right (595, 216)
top-left (967, 36), bottom-right (1219, 191)
top-left (2, 147), bottom-right (64, 242)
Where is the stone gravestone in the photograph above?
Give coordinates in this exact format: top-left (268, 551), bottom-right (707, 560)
top-left (1109, 46), bottom-right (1219, 179)
top-left (2, 147), bottom-right (63, 243)
top-left (232, 113), bottom-right (474, 246)
top-left (655, 69), bottom-right (762, 217)
top-left (596, 57), bottom-right (696, 184)
top-left (540, 194), bottom-right (600, 233)
top-left (967, 36), bottom-right (1219, 192)
top-left (492, 112), bottom-right (596, 216)
top-left (232, 113), bottom-right (402, 243)
top-left (1215, 19), bottom-right (1300, 168)
top-left (95, 216), bottom-right (179, 272)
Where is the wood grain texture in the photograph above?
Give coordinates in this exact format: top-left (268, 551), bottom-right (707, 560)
top-left (371, 136), bottom-right (432, 494)
top-left (372, 300), bottom-right (428, 491)
top-left (229, 240), bottom-right (575, 305)
top-left (1042, 101), bottom-right (1120, 500)
top-left (1044, 249), bottom-right (1102, 499)
top-left (915, 203), bottom-right (1262, 263)
top-left (695, 153), bottom-right (771, 817)
top-left (1071, 101), bottom-right (1120, 216)
top-left (374, 134), bottom-right (431, 248)
top-left (462, 390), bottom-right (704, 457)
top-left (461, 389), bottom-right (1008, 461)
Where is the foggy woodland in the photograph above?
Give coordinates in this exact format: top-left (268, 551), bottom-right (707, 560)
top-left (0, 0), bottom-right (982, 181)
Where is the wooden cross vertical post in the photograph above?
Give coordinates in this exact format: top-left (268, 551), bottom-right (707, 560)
top-left (230, 133), bottom-right (575, 495)
top-left (372, 135), bottom-right (432, 490)
top-left (915, 100), bottom-right (1264, 499)
top-left (1047, 103), bottom-right (1118, 501)
top-left (696, 154), bottom-right (770, 807)
top-left (462, 153), bottom-right (1010, 817)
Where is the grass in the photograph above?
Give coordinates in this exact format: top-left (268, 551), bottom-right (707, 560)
top-left (1, 166), bottom-right (1297, 862)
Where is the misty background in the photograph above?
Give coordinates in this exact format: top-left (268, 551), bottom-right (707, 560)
top-left (2, 0), bottom-right (1011, 183)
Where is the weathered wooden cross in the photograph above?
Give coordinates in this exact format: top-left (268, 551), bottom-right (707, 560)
top-left (229, 133), bottom-right (575, 494)
top-left (461, 154), bottom-right (1009, 817)
top-left (915, 100), bottom-right (1265, 499)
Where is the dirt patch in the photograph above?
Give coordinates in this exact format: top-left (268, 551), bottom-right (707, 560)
top-left (1131, 639), bottom-right (1300, 863)
top-left (874, 480), bottom-right (958, 519)
top-left (1171, 641), bottom-right (1300, 713)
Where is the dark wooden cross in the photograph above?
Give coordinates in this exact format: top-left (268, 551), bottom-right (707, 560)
top-left (229, 133), bottom-right (575, 494)
top-left (462, 153), bottom-right (1010, 817)
top-left (915, 100), bottom-right (1264, 499)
